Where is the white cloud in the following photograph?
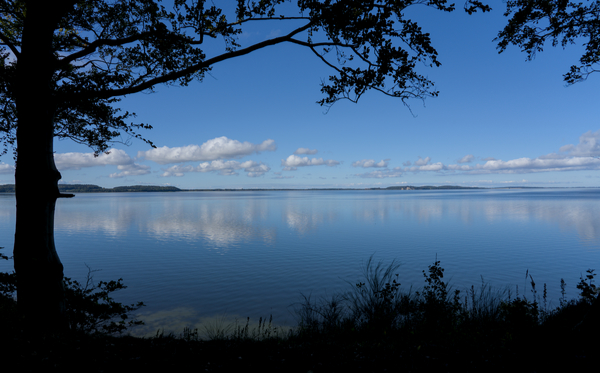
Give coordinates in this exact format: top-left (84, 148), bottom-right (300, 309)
top-left (245, 163), bottom-right (271, 178)
top-left (414, 156), bottom-right (431, 166)
top-left (272, 175), bottom-right (294, 179)
top-left (54, 149), bottom-right (150, 178)
top-left (281, 155), bottom-right (340, 169)
top-left (109, 164), bottom-right (151, 178)
top-left (446, 164), bottom-right (474, 171)
top-left (408, 155), bottom-right (600, 175)
top-left (395, 131), bottom-right (600, 175)
top-left (352, 159), bottom-right (389, 168)
top-left (355, 168), bottom-right (403, 178)
top-left (54, 149), bottom-right (135, 170)
top-left (52, 150), bottom-right (151, 179)
top-left (408, 156), bottom-right (600, 175)
top-left (404, 162), bottom-right (445, 172)
top-left (138, 137), bottom-right (277, 164)
top-left (294, 147), bottom-right (318, 155)
top-left (402, 160), bottom-right (412, 166)
top-left (161, 160), bottom-right (270, 177)
top-left (470, 156), bottom-right (600, 174)
top-left (558, 130), bottom-right (600, 157)
top-left (0, 162), bottom-right (14, 174)
top-left (446, 131), bottom-right (600, 174)
top-left (457, 154), bottom-right (474, 164)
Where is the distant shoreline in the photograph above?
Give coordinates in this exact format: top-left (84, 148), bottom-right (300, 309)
top-left (0, 183), bottom-right (564, 193)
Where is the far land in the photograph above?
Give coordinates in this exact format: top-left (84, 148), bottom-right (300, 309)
top-left (0, 184), bottom-right (544, 194)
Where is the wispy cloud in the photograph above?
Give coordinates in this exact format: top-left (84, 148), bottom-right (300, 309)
top-left (548, 130), bottom-right (600, 158)
top-left (450, 131), bottom-right (600, 174)
top-left (355, 168), bottom-right (403, 178)
top-left (294, 147), bottom-right (318, 155)
top-left (459, 157), bottom-right (600, 174)
top-left (414, 156), bottom-right (431, 166)
top-left (352, 159), bottom-right (389, 168)
top-left (109, 164), bottom-right (152, 178)
top-left (161, 160), bottom-right (270, 177)
top-left (405, 162), bottom-right (445, 172)
top-left (138, 137), bottom-right (276, 164)
top-left (457, 154), bottom-right (474, 164)
top-left (0, 162), bottom-right (14, 174)
top-left (355, 130), bottom-right (600, 178)
top-left (420, 131), bottom-right (600, 175)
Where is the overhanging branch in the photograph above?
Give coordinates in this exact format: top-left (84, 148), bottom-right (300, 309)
top-left (92, 21), bottom-right (314, 100)
top-left (58, 31), bottom-right (154, 67)
top-left (0, 30), bottom-right (20, 58)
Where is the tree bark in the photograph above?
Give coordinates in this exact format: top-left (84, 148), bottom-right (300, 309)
top-left (13, 1), bottom-right (67, 332)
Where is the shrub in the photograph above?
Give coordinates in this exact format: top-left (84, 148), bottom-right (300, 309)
top-left (0, 247), bottom-right (144, 335)
top-left (63, 266), bottom-right (145, 334)
top-left (348, 256), bottom-right (407, 329)
top-left (576, 269), bottom-right (598, 304)
top-left (0, 247), bottom-right (17, 315)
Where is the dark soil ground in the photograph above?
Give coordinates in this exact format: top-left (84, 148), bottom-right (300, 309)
top-left (3, 320), bottom-right (597, 373)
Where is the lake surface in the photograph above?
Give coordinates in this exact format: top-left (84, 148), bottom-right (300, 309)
top-left (1, 189), bottom-right (599, 335)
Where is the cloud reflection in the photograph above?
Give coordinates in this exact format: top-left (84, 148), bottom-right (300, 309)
top-left (43, 191), bottom-right (600, 247)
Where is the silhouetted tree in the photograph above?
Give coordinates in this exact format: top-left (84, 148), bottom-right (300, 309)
top-left (497, 0), bottom-right (600, 84)
top-left (0, 0), bottom-right (489, 330)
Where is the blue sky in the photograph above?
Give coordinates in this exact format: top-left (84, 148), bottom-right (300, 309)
top-left (2, 2), bottom-right (600, 189)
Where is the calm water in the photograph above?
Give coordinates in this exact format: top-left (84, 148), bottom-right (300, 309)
top-left (1, 189), bottom-right (599, 334)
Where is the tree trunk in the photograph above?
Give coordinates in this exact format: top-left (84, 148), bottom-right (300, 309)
top-left (13, 1), bottom-right (68, 332)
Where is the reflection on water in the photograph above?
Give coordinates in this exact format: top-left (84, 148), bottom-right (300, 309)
top-left (0, 189), bottom-right (599, 333)
top-left (40, 189), bottom-right (600, 244)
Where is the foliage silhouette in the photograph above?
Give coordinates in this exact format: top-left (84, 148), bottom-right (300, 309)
top-left (1, 249), bottom-right (143, 335)
top-left (0, 0), bottom-right (490, 328)
top-left (497, 0), bottom-right (600, 84)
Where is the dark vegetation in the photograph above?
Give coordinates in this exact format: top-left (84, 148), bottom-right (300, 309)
top-left (1, 248), bottom-right (598, 372)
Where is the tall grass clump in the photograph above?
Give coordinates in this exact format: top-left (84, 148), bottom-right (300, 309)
top-left (294, 254), bottom-right (600, 357)
top-left (347, 257), bottom-right (407, 328)
top-left (296, 256), bottom-right (468, 339)
top-left (295, 257), bottom-right (416, 337)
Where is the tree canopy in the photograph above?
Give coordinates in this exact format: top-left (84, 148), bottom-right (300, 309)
top-left (0, 0), bottom-right (490, 157)
top-left (497, 0), bottom-right (600, 84)
top-left (0, 0), bottom-right (490, 330)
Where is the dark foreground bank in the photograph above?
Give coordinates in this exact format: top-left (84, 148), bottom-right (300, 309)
top-left (2, 257), bottom-right (599, 372)
top-left (1, 323), bottom-right (595, 373)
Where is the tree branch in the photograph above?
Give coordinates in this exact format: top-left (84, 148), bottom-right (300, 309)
top-left (92, 21), bottom-right (313, 99)
top-left (58, 32), bottom-right (154, 67)
top-left (0, 30), bottom-right (20, 58)
top-left (234, 16), bottom-right (311, 25)
top-left (306, 44), bottom-right (343, 74)
top-left (288, 38), bottom-right (356, 49)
